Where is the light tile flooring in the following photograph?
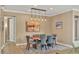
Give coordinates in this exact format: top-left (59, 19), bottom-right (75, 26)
top-left (24, 44), bottom-right (70, 54)
top-left (2, 42), bottom-right (76, 54)
top-left (1, 42), bottom-right (79, 54)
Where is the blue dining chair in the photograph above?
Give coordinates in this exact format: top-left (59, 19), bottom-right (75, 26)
top-left (40, 34), bottom-right (47, 50)
top-left (47, 35), bottom-right (54, 48)
top-left (53, 34), bottom-right (57, 45)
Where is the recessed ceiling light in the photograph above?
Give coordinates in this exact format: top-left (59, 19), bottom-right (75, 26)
top-left (50, 8), bottom-right (53, 10)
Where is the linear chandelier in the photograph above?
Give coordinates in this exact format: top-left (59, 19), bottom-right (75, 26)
top-left (30, 8), bottom-right (47, 21)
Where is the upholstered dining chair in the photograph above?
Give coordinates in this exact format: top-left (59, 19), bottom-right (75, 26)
top-left (47, 35), bottom-right (54, 48)
top-left (53, 34), bottom-right (57, 45)
top-left (40, 34), bottom-right (47, 50)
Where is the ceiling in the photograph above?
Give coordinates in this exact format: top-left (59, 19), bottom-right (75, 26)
top-left (1, 5), bottom-right (79, 16)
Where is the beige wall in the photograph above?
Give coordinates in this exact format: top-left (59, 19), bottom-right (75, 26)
top-left (0, 10), bottom-right (75, 46)
top-left (50, 11), bottom-right (73, 45)
top-left (0, 9), bottom-right (1, 48)
top-left (0, 9), bottom-right (4, 49)
top-left (3, 12), bottom-right (52, 44)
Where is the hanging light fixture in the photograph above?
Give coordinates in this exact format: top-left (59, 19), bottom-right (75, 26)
top-left (37, 10), bottom-right (40, 21)
top-left (41, 11), bottom-right (44, 21)
top-left (44, 11), bottom-right (47, 21)
top-left (30, 8), bottom-right (47, 21)
top-left (30, 8), bottom-right (33, 20)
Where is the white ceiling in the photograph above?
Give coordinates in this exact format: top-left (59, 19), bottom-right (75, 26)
top-left (1, 5), bottom-right (79, 16)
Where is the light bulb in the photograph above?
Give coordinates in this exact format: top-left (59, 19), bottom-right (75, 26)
top-left (45, 19), bottom-right (46, 21)
top-left (42, 19), bottom-right (43, 21)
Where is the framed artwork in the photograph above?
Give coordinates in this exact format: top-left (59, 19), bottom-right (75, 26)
top-left (26, 20), bottom-right (40, 32)
top-left (56, 20), bottom-right (63, 29)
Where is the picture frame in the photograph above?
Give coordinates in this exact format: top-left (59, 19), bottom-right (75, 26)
top-left (56, 20), bottom-right (63, 29)
top-left (26, 20), bottom-right (40, 32)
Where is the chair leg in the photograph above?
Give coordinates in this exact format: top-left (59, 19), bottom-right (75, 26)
top-left (41, 45), bottom-right (43, 50)
top-left (53, 40), bottom-right (56, 45)
top-left (48, 46), bottom-right (49, 49)
top-left (41, 47), bottom-right (42, 50)
top-left (45, 45), bottom-right (47, 50)
top-left (41, 45), bottom-right (47, 50)
top-left (51, 43), bottom-right (53, 48)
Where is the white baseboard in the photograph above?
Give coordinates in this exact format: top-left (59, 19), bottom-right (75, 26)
top-left (0, 43), bottom-right (7, 53)
top-left (73, 41), bottom-right (79, 48)
top-left (57, 42), bottom-right (73, 48)
top-left (0, 45), bottom-right (5, 50)
top-left (16, 42), bottom-right (73, 48)
top-left (16, 43), bottom-right (27, 46)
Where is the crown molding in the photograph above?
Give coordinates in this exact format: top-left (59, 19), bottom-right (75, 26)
top-left (2, 9), bottom-right (78, 16)
top-left (50, 9), bottom-right (73, 17)
top-left (72, 9), bottom-right (79, 12)
top-left (3, 9), bottom-right (27, 14)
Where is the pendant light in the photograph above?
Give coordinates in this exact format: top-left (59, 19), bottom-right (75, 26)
top-left (30, 8), bottom-right (47, 21)
top-left (44, 11), bottom-right (47, 21)
top-left (30, 8), bottom-right (33, 20)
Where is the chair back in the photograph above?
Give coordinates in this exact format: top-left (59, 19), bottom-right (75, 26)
top-left (53, 34), bottom-right (56, 40)
top-left (40, 34), bottom-right (47, 45)
top-left (47, 35), bottom-right (54, 44)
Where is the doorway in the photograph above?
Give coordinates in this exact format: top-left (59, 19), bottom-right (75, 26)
top-left (73, 16), bottom-right (79, 47)
top-left (4, 16), bottom-right (16, 43)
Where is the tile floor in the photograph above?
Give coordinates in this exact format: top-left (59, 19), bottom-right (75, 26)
top-left (24, 44), bottom-right (71, 54)
top-left (2, 42), bottom-right (79, 54)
